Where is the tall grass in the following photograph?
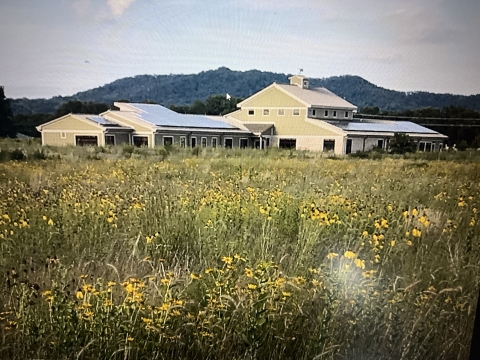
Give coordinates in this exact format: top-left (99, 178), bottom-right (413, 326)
top-left (0, 139), bottom-right (479, 359)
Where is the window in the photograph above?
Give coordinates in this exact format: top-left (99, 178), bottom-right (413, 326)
top-left (133, 136), bottom-right (148, 147)
top-left (76, 136), bottom-right (98, 146)
top-left (293, 109), bottom-right (300, 116)
top-left (224, 138), bottom-right (233, 148)
top-left (191, 137), bottom-right (197, 148)
top-left (324, 110), bottom-right (329, 117)
top-left (61, 132), bottom-right (66, 138)
top-left (425, 142), bottom-right (432, 152)
top-left (278, 109), bottom-right (285, 116)
top-left (248, 110), bottom-right (254, 116)
top-left (345, 111), bottom-right (349, 118)
top-left (312, 109), bottom-right (316, 116)
top-left (240, 138), bottom-right (248, 149)
top-left (323, 140), bottom-right (335, 152)
top-left (333, 110), bottom-right (337, 117)
top-left (419, 142), bottom-right (425, 151)
top-left (201, 137), bottom-right (207, 147)
top-left (163, 136), bottom-right (173, 146)
top-left (105, 135), bottom-right (115, 145)
top-left (279, 139), bottom-right (296, 149)
top-left (303, 80), bottom-right (308, 87)
top-left (263, 109), bottom-right (269, 116)
top-left (438, 144), bottom-right (443, 151)
top-left (212, 137), bottom-right (217, 148)
top-left (180, 136), bottom-right (186, 148)
top-left (377, 140), bottom-right (384, 149)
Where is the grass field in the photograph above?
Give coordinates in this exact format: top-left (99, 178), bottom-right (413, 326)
top-left (0, 140), bottom-right (479, 359)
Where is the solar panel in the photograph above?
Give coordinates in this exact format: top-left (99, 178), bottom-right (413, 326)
top-left (129, 103), bottom-right (235, 129)
top-left (86, 116), bottom-right (114, 126)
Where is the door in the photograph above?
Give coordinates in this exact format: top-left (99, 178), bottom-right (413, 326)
top-left (191, 137), bottom-right (197, 148)
top-left (346, 139), bottom-right (352, 154)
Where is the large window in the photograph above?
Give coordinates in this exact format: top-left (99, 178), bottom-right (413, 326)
top-left (180, 137), bottom-right (186, 148)
top-left (105, 135), bottom-right (115, 145)
top-left (133, 136), bottom-right (148, 147)
top-left (191, 137), bottom-right (197, 148)
top-left (76, 135), bottom-right (98, 146)
top-left (212, 137), bottom-right (217, 148)
top-left (419, 142), bottom-right (425, 151)
top-left (323, 140), bottom-right (335, 152)
top-left (279, 139), bottom-right (296, 149)
top-left (377, 140), bottom-right (384, 149)
top-left (240, 138), bottom-right (248, 149)
top-left (224, 138), bottom-right (233, 148)
top-left (163, 136), bottom-right (173, 146)
top-left (201, 137), bottom-right (207, 147)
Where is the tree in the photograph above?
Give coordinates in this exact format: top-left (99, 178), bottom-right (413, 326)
top-left (54, 100), bottom-right (110, 118)
top-left (188, 100), bottom-right (207, 114)
top-left (0, 86), bottom-right (15, 138)
top-left (389, 133), bottom-right (417, 154)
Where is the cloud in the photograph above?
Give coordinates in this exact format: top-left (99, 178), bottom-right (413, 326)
top-left (72, 0), bottom-right (91, 16)
top-left (107, 0), bottom-right (137, 16)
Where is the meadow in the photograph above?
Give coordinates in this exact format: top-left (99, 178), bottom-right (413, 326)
top-left (0, 140), bottom-right (479, 360)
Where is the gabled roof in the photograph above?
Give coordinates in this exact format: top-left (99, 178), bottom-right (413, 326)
top-left (243, 123), bottom-right (275, 135)
top-left (333, 120), bottom-right (447, 138)
top-left (275, 84), bottom-right (357, 110)
top-left (36, 113), bottom-right (105, 131)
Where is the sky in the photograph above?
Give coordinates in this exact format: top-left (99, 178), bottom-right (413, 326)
top-left (1, 0), bottom-right (480, 99)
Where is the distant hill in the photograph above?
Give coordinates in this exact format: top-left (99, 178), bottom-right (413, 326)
top-left (10, 67), bottom-right (480, 115)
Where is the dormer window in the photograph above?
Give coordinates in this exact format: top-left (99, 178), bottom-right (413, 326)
top-left (333, 111), bottom-right (337, 117)
top-left (324, 110), bottom-right (329, 117)
top-left (248, 110), bottom-right (254, 116)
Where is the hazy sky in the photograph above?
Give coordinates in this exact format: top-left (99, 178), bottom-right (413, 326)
top-left (1, 0), bottom-right (480, 99)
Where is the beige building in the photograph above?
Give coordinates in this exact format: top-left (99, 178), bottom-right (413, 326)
top-left (226, 74), bottom-right (447, 154)
top-left (37, 74), bottom-right (447, 153)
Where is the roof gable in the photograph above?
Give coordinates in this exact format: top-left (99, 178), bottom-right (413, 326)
top-left (36, 114), bottom-right (104, 132)
top-left (238, 84), bottom-right (307, 108)
top-left (276, 84), bottom-right (357, 109)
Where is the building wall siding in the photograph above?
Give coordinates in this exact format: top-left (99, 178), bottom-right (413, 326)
top-left (42, 115), bottom-right (100, 131)
top-left (240, 87), bottom-right (305, 108)
top-left (231, 109), bottom-right (341, 137)
top-left (43, 132), bottom-right (102, 146)
top-left (272, 135), bottom-right (345, 154)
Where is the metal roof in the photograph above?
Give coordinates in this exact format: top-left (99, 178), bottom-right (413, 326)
top-left (126, 103), bottom-right (236, 129)
top-left (243, 123), bottom-right (274, 135)
top-left (276, 84), bottom-right (357, 110)
top-left (334, 121), bottom-right (439, 134)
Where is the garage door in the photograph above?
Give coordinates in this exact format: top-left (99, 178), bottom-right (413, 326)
top-left (76, 136), bottom-right (98, 146)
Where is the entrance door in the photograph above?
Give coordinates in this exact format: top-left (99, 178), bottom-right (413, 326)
top-left (346, 139), bottom-right (352, 154)
top-left (191, 137), bottom-right (197, 148)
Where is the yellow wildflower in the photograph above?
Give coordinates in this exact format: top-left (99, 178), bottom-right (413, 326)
top-left (354, 258), bottom-right (365, 269)
top-left (245, 268), bottom-right (254, 278)
top-left (247, 283), bottom-right (257, 290)
top-left (344, 251), bottom-right (356, 259)
top-left (47, 219), bottom-right (54, 226)
top-left (190, 273), bottom-right (201, 280)
top-left (221, 256), bottom-right (233, 265)
top-left (76, 291), bottom-right (83, 299)
top-left (362, 231), bottom-right (368, 237)
top-left (326, 252), bottom-right (338, 260)
top-left (390, 240), bottom-right (396, 247)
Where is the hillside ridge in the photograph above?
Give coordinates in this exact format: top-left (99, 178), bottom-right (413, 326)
top-left (10, 67), bottom-right (480, 114)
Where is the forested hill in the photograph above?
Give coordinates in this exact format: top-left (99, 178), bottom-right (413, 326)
top-left (10, 67), bottom-right (480, 114)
